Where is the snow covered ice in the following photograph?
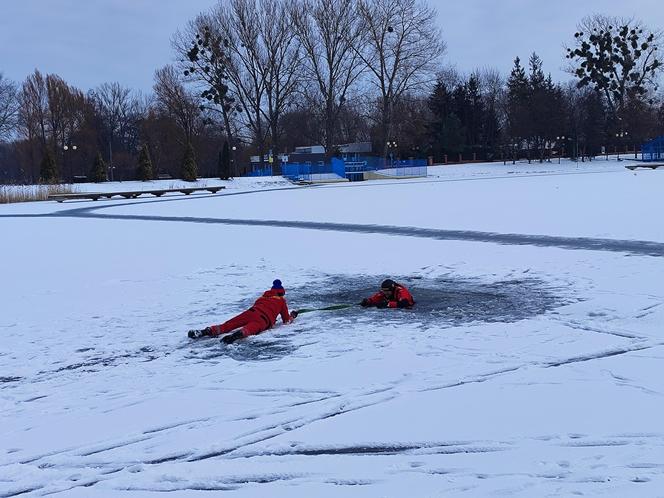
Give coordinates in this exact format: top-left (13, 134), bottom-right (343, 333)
top-left (2, 161), bottom-right (664, 496)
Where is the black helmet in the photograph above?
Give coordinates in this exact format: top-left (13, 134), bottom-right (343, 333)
top-left (381, 279), bottom-right (396, 290)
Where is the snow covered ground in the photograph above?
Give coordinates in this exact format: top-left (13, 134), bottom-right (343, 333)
top-left (2, 159), bottom-right (664, 497)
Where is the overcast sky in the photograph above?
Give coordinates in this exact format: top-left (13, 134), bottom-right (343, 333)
top-left (1, 0), bottom-right (663, 93)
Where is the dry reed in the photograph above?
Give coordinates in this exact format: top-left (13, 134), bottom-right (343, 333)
top-left (0, 184), bottom-right (77, 204)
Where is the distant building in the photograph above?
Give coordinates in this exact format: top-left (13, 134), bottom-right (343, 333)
top-left (291, 145), bottom-right (326, 155)
top-left (339, 142), bottom-right (373, 155)
top-left (642, 136), bottom-right (664, 162)
top-left (251, 142), bottom-right (373, 167)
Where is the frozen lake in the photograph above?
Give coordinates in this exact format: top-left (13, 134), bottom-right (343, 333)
top-left (2, 160), bottom-right (664, 497)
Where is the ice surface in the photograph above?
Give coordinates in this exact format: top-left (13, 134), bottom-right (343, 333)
top-left (2, 160), bottom-right (664, 496)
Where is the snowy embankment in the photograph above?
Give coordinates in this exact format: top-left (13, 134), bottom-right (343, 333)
top-left (1, 159), bottom-right (664, 497)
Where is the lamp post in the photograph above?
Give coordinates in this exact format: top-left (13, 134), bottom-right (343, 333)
top-left (615, 131), bottom-right (628, 161)
top-left (556, 136), bottom-right (565, 164)
top-left (108, 141), bottom-right (114, 182)
top-left (387, 141), bottom-right (398, 167)
top-left (512, 142), bottom-right (518, 164)
top-left (231, 145), bottom-right (237, 176)
top-left (63, 144), bottom-right (78, 181)
top-left (574, 135), bottom-right (579, 163)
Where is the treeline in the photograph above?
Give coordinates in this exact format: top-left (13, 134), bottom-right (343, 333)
top-left (0, 3), bottom-right (662, 184)
top-left (0, 74), bottom-right (225, 183)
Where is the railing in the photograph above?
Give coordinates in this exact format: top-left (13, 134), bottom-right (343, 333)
top-left (247, 166), bottom-right (273, 177)
top-left (282, 158), bottom-right (346, 182)
top-left (344, 157), bottom-right (427, 180)
top-left (281, 156), bottom-right (427, 182)
top-left (642, 141), bottom-right (664, 162)
top-left (48, 186), bottom-right (225, 202)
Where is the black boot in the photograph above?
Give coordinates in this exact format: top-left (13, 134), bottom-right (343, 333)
top-left (188, 327), bottom-right (211, 339)
top-left (222, 330), bottom-right (244, 344)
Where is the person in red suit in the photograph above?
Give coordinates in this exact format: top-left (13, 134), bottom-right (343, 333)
top-left (188, 279), bottom-right (297, 344)
top-left (361, 279), bottom-right (415, 309)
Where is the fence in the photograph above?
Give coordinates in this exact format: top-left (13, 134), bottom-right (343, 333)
top-left (278, 156), bottom-right (427, 182)
top-left (345, 157), bottom-right (427, 180)
top-left (642, 137), bottom-right (664, 162)
top-left (247, 165), bottom-right (273, 177)
top-left (282, 158), bottom-right (346, 182)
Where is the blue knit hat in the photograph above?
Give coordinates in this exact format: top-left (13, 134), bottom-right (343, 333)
top-left (272, 279), bottom-right (284, 290)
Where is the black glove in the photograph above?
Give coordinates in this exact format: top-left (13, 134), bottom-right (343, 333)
top-left (188, 327), bottom-right (211, 339)
top-left (290, 311), bottom-right (299, 319)
top-left (360, 299), bottom-right (370, 307)
top-left (376, 301), bottom-right (388, 309)
top-left (222, 330), bottom-right (243, 344)
top-left (397, 299), bottom-right (411, 309)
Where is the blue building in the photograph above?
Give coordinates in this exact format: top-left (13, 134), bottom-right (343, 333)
top-left (249, 141), bottom-right (428, 182)
top-left (642, 136), bottom-right (664, 162)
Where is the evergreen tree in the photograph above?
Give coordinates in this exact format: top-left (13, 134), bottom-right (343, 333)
top-left (181, 142), bottom-right (197, 181)
top-left (546, 76), bottom-right (569, 155)
top-left (580, 91), bottom-right (605, 158)
top-left (136, 144), bottom-right (154, 181)
top-left (528, 53), bottom-right (549, 161)
top-left (39, 148), bottom-right (58, 183)
top-left (449, 78), bottom-right (486, 157)
top-left (481, 104), bottom-right (501, 159)
top-left (451, 83), bottom-right (470, 142)
top-left (428, 80), bottom-right (453, 122)
top-left (427, 80), bottom-right (466, 161)
top-left (477, 70), bottom-right (502, 159)
top-left (506, 57), bottom-right (530, 148)
top-left (468, 76), bottom-right (484, 139)
top-left (89, 152), bottom-right (108, 183)
top-left (621, 94), bottom-right (656, 148)
top-left (219, 141), bottom-right (231, 180)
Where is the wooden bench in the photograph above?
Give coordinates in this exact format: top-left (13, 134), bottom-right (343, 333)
top-left (625, 163), bottom-right (664, 171)
top-left (48, 186), bottom-right (225, 202)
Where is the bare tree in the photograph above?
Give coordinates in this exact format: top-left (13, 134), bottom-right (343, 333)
top-left (216, 0), bottom-right (302, 167)
top-left (178, 0), bottom-right (302, 173)
top-left (356, 0), bottom-right (445, 157)
top-left (47, 77), bottom-right (84, 144)
top-left (17, 71), bottom-right (50, 181)
top-left (0, 73), bottom-right (19, 142)
top-left (45, 75), bottom-right (86, 179)
top-left (19, 70), bottom-right (49, 150)
top-left (292, 0), bottom-right (364, 157)
top-left (89, 82), bottom-right (136, 180)
top-left (17, 71), bottom-right (85, 180)
top-left (475, 67), bottom-right (505, 156)
top-left (566, 14), bottom-right (662, 115)
top-left (175, 19), bottom-right (234, 134)
top-left (153, 65), bottom-right (202, 145)
top-left (174, 14), bottom-right (240, 173)
top-left (475, 67), bottom-right (505, 111)
top-left (214, 0), bottom-right (269, 165)
top-left (259, 0), bottom-right (302, 163)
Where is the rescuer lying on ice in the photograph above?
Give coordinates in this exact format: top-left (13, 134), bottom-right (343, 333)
top-left (360, 279), bottom-right (415, 309)
top-left (188, 279), bottom-right (297, 344)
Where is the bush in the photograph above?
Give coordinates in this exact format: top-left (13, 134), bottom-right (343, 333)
top-left (181, 142), bottom-right (197, 182)
top-left (40, 149), bottom-right (59, 183)
top-left (136, 144), bottom-right (154, 181)
top-left (89, 152), bottom-right (108, 183)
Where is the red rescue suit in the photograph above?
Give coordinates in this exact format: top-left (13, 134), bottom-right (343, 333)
top-left (364, 284), bottom-right (415, 309)
top-left (208, 289), bottom-right (292, 337)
